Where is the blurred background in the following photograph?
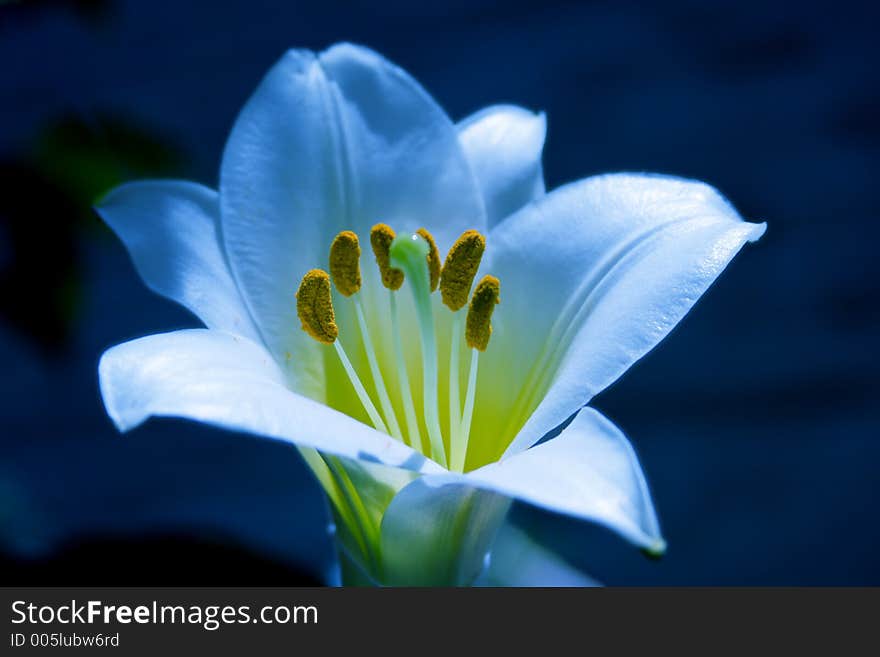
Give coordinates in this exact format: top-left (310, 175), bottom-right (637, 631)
top-left (1, 0), bottom-right (877, 585)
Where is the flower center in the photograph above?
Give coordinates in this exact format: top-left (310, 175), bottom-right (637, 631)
top-left (295, 225), bottom-right (499, 472)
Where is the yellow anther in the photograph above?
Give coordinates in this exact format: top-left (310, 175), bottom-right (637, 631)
top-left (295, 269), bottom-right (338, 344)
top-left (417, 228), bottom-right (441, 292)
top-left (465, 275), bottom-right (500, 351)
top-left (329, 230), bottom-right (361, 297)
top-left (440, 230), bottom-right (486, 311)
top-left (370, 223), bottom-right (404, 290)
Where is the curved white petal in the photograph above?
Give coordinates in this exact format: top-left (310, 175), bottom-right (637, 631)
top-left (98, 329), bottom-right (443, 475)
top-left (457, 104), bottom-right (546, 226)
top-left (479, 173), bottom-right (765, 457)
top-left (379, 478), bottom-right (510, 586)
top-left (432, 408), bottom-right (664, 552)
top-left (480, 524), bottom-right (600, 587)
top-left (219, 43), bottom-right (486, 390)
top-left (96, 180), bottom-right (259, 342)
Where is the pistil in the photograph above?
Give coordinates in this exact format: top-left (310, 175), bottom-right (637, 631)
top-left (389, 233), bottom-right (447, 467)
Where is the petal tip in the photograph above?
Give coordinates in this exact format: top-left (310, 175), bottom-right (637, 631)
top-left (319, 41), bottom-right (383, 68)
top-left (748, 221), bottom-right (768, 242)
top-left (536, 109), bottom-right (548, 130)
top-left (92, 180), bottom-right (136, 215)
top-left (271, 48), bottom-right (320, 81)
top-left (641, 537), bottom-right (667, 560)
top-left (97, 346), bottom-right (145, 434)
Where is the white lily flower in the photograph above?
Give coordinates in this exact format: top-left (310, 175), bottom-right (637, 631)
top-left (97, 43), bottom-right (765, 585)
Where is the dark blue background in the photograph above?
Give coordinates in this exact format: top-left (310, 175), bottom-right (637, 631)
top-left (1, 0), bottom-right (878, 584)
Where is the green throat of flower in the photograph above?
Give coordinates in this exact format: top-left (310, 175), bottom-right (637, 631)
top-left (295, 224), bottom-right (500, 472)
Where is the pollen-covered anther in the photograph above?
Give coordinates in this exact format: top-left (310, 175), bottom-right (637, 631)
top-left (440, 230), bottom-right (486, 311)
top-left (295, 269), bottom-right (338, 344)
top-left (466, 275), bottom-right (500, 351)
top-left (329, 230), bottom-right (361, 296)
top-left (370, 223), bottom-right (404, 290)
top-left (416, 228), bottom-right (441, 292)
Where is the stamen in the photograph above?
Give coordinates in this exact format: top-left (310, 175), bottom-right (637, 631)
top-left (456, 275), bottom-right (501, 471)
top-left (390, 233), bottom-right (448, 467)
top-left (296, 269), bottom-right (388, 435)
top-left (455, 349), bottom-right (480, 472)
top-left (416, 228), bottom-right (441, 292)
top-left (440, 230), bottom-right (485, 465)
top-left (353, 297), bottom-right (404, 441)
top-left (371, 224), bottom-right (422, 449)
top-left (447, 312), bottom-right (463, 462)
top-left (390, 292), bottom-right (424, 450)
top-left (370, 223), bottom-right (404, 290)
top-left (330, 230), bottom-right (403, 440)
top-left (332, 341), bottom-right (389, 436)
top-left (329, 230), bottom-right (362, 297)
top-left (440, 230), bottom-right (486, 311)
top-left (295, 269), bottom-right (338, 344)
top-left (465, 275), bottom-right (500, 351)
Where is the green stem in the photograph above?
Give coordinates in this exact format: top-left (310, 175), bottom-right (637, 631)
top-left (297, 447), bottom-right (371, 564)
top-left (326, 456), bottom-right (380, 572)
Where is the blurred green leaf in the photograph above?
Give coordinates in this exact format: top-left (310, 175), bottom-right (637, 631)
top-left (33, 113), bottom-right (180, 217)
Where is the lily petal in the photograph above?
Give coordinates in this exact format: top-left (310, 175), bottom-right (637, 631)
top-left (479, 173), bottom-right (765, 459)
top-left (480, 523), bottom-right (600, 587)
top-left (219, 43), bottom-right (486, 387)
top-left (457, 104), bottom-right (547, 226)
top-left (96, 180), bottom-right (259, 342)
top-left (448, 408), bottom-right (664, 552)
top-left (98, 329), bottom-right (444, 475)
top-left (380, 478), bottom-right (510, 586)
